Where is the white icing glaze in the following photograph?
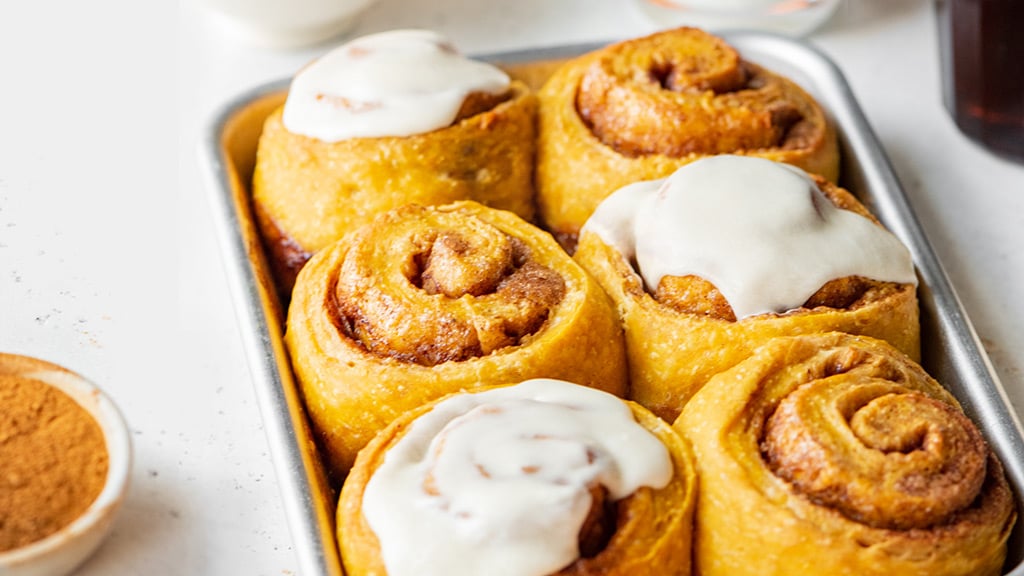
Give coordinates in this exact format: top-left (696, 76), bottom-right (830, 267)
top-left (361, 378), bottom-right (673, 576)
top-left (582, 155), bottom-right (917, 320)
top-left (281, 29), bottom-right (510, 142)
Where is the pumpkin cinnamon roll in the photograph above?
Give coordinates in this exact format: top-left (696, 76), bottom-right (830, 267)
top-left (676, 332), bottom-right (1016, 576)
top-left (536, 26), bottom-right (838, 248)
top-left (574, 155), bottom-right (919, 422)
top-left (286, 201), bottom-right (627, 476)
top-left (338, 378), bottom-right (697, 576)
top-left (253, 29), bottom-right (537, 291)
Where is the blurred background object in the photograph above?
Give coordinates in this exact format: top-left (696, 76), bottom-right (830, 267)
top-left (633, 0), bottom-right (842, 37)
top-left (936, 0), bottom-right (1024, 164)
top-left (198, 0), bottom-right (379, 48)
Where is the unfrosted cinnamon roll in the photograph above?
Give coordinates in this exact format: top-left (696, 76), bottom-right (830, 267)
top-left (676, 332), bottom-right (1015, 576)
top-left (285, 201), bottom-right (627, 477)
top-left (253, 30), bottom-right (537, 292)
top-left (535, 26), bottom-right (838, 249)
top-left (574, 155), bottom-right (920, 422)
top-left (338, 378), bottom-right (697, 576)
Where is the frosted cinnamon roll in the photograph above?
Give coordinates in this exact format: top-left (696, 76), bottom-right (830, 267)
top-left (574, 155), bottom-right (920, 422)
top-left (676, 332), bottom-right (1015, 576)
top-left (338, 378), bottom-right (697, 576)
top-left (286, 201), bottom-right (627, 476)
top-left (535, 26), bottom-right (838, 249)
top-left (253, 29), bottom-right (537, 292)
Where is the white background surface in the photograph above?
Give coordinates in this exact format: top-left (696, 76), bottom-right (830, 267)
top-left (1, 0), bottom-right (1022, 574)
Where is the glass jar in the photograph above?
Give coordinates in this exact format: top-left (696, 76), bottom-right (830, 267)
top-left (936, 0), bottom-right (1024, 164)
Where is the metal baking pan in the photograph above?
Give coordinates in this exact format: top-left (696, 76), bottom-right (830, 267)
top-left (200, 31), bottom-right (1024, 576)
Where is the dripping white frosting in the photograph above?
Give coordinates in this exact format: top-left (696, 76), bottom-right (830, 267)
top-left (281, 29), bottom-right (510, 142)
top-left (361, 378), bottom-right (673, 576)
top-left (582, 155), bottom-right (917, 320)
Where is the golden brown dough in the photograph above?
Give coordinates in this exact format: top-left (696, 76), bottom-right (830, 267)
top-left (675, 332), bottom-right (1015, 576)
top-left (285, 201), bottom-right (628, 477)
top-left (253, 80), bottom-right (537, 292)
top-left (338, 381), bottom-right (697, 576)
top-left (536, 27), bottom-right (838, 248)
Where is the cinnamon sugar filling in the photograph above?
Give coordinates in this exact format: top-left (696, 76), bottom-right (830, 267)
top-left (334, 229), bottom-right (566, 366)
top-left (756, 349), bottom-right (1003, 532)
top-left (574, 33), bottom-right (813, 159)
top-left (654, 274), bottom-right (903, 322)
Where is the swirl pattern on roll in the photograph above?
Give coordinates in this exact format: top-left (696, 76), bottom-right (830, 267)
top-left (763, 377), bottom-right (988, 531)
top-left (676, 332), bottom-right (1015, 576)
top-left (338, 379), bottom-right (697, 576)
top-left (333, 207), bottom-right (565, 366)
top-left (535, 26), bottom-right (838, 247)
top-left (578, 29), bottom-right (806, 158)
top-left (286, 201), bottom-right (628, 476)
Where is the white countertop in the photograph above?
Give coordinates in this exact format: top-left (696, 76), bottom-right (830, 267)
top-left (1, 0), bottom-right (1022, 573)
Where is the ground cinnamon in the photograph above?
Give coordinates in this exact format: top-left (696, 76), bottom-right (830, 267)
top-left (0, 374), bottom-right (109, 551)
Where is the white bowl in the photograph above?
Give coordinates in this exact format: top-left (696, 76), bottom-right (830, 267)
top-left (200, 0), bottom-right (380, 49)
top-left (0, 355), bottom-right (132, 576)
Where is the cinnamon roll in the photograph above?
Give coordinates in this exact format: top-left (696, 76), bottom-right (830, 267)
top-left (253, 30), bottom-right (537, 291)
top-left (285, 201), bottom-right (628, 477)
top-left (535, 26), bottom-right (838, 248)
top-left (574, 155), bottom-right (920, 422)
top-left (338, 378), bottom-right (697, 576)
top-left (676, 332), bottom-right (1015, 576)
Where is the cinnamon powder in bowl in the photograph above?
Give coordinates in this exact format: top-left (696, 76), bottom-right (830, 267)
top-left (0, 353), bottom-right (131, 576)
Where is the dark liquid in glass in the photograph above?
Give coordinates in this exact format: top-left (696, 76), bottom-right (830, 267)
top-left (937, 0), bottom-right (1024, 163)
